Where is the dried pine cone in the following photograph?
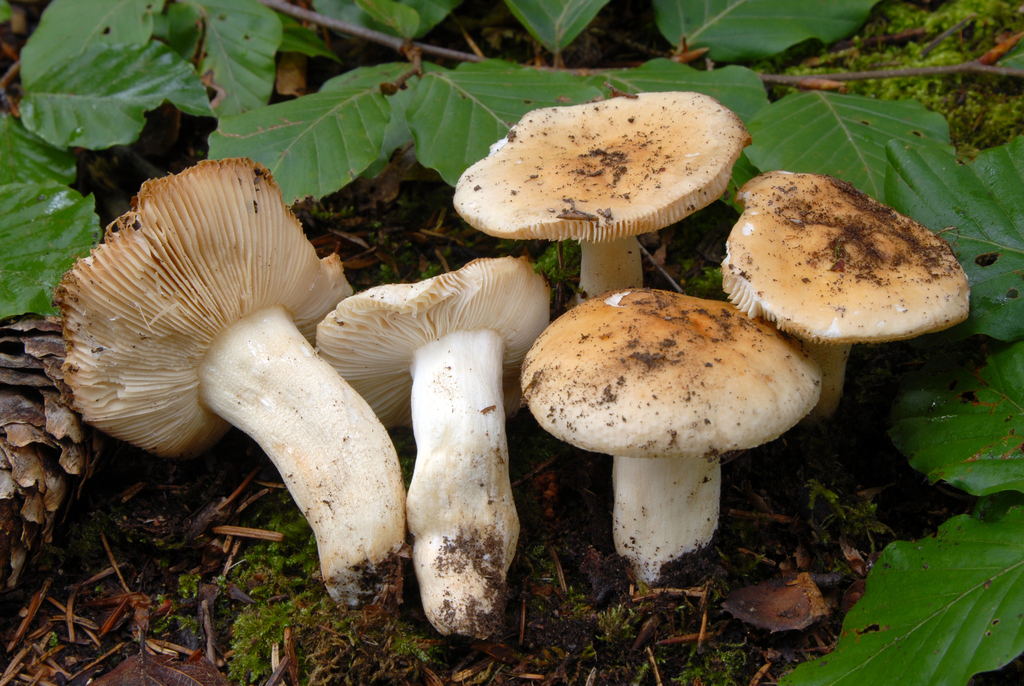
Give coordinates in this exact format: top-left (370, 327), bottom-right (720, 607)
top-left (0, 317), bottom-right (103, 588)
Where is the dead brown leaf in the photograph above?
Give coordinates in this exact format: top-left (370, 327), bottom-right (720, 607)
top-left (722, 573), bottom-right (828, 633)
top-left (91, 652), bottom-right (229, 686)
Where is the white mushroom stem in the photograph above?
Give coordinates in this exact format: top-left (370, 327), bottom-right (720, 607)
top-left (801, 341), bottom-right (853, 424)
top-left (612, 455), bottom-right (721, 585)
top-left (407, 329), bottom-right (519, 638)
top-left (578, 236), bottom-right (643, 299)
top-left (197, 305), bottom-right (406, 606)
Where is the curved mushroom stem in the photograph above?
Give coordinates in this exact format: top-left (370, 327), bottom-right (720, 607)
top-left (408, 329), bottom-right (518, 638)
top-left (197, 306), bottom-right (407, 606)
top-left (578, 236), bottom-right (643, 300)
top-left (612, 455), bottom-right (720, 585)
top-left (800, 341), bottom-right (852, 424)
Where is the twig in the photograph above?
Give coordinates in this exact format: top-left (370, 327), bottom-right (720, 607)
top-left (6, 580), bottom-right (50, 653)
top-left (546, 544), bottom-right (567, 595)
top-left (646, 646), bottom-right (663, 686)
top-left (449, 14), bottom-right (485, 59)
top-left (257, 0), bottom-right (482, 64)
top-left (921, 14), bottom-right (976, 57)
top-left (749, 662), bottom-right (773, 686)
top-left (760, 60), bottom-right (1024, 84)
top-left (637, 243), bottom-right (683, 293)
top-left (510, 455), bottom-right (557, 488)
top-left (0, 60), bottom-right (19, 90)
top-left (216, 465), bottom-right (262, 512)
top-left (210, 525), bottom-right (285, 542)
top-left (100, 532), bottom-right (131, 594)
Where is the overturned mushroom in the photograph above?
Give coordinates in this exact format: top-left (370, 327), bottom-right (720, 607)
top-left (722, 172), bottom-right (970, 422)
top-left (317, 257), bottom-right (549, 637)
top-left (454, 92), bottom-right (751, 299)
top-left (521, 289), bottom-right (820, 583)
top-left (55, 158), bottom-right (406, 606)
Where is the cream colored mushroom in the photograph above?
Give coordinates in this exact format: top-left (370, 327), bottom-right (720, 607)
top-left (722, 172), bottom-right (970, 422)
top-left (55, 159), bottom-right (406, 606)
top-left (521, 289), bottom-right (820, 584)
top-left (317, 257), bottom-right (549, 637)
top-left (453, 92), bottom-right (751, 299)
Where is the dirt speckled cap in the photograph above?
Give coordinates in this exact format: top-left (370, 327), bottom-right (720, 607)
top-left (453, 92), bottom-right (751, 243)
top-left (722, 172), bottom-right (970, 343)
top-left (520, 289), bottom-right (820, 458)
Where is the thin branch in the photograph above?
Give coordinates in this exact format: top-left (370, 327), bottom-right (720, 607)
top-left (637, 243), bottom-right (683, 293)
top-left (257, 0), bottom-right (482, 63)
top-left (921, 13), bottom-right (976, 57)
top-left (760, 60), bottom-right (1024, 84)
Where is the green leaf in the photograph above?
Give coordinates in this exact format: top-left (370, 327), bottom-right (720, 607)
top-left (884, 139), bottom-right (1024, 343)
top-left (723, 150), bottom-right (759, 212)
top-left (1004, 41), bottom-right (1024, 70)
top-left (0, 182), bottom-right (99, 319)
top-left (586, 59), bottom-right (768, 123)
top-left (0, 114), bottom-right (76, 186)
top-left (278, 14), bottom-right (339, 60)
top-left (167, 1), bottom-right (203, 62)
top-left (189, 0), bottom-right (282, 116)
top-left (20, 42), bottom-right (213, 150)
top-left (503, 0), bottom-right (611, 58)
top-left (0, 2), bottom-right (10, 23)
top-left (651, 0), bottom-right (878, 61)
top-left (20, 0), bottom-right (164, 87)
top-left (781, 510), bottom-right (1024, 686)
top-left (355, 0), bottom-right (419, 39)
top-left (405, 60), bottom-right (603, 185)
top-left (744, 92), bottom-right (951, 200)
top-left (208, 63), bottom-right (400, 203)
top-left (313, 0), bottom-right (461, 38)
top-left (889, 343), bottom-right (1024, 497)
top-left (362, 85), bottom-right (417, 179)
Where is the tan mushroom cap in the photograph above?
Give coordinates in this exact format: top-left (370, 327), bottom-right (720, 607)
top-left (55, 158), bottom-right (353, 458)
top-left (453, 92), bottom-right (751, 242)
top-left (722, 172), bottom-right (970, 343)
top-left (317, 256), bottom-right (550, 428)
top-left (520, 289), bottom-right (821, 459)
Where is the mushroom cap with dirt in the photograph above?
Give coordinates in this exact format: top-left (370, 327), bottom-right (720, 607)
top-left (520, 289), bottom-right (821, 584)
top-left (453, 92), bottom-right (751, 299)
top-left (721, 171), bottom-right (970, 422)
top-left (55, 158), bottom-right (406, 606)
top-left (317, 256), bottom-right (549, 638)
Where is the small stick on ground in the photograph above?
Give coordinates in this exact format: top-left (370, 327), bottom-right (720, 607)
top-left (216, 465), bottom-right (262, 513)
top-left (749, 662), bottom-right (773, 686)
top-left (922, 14), bottom-right (976, 57)
top-left (646, 646), bottom-right (663, 686)
top-left (511, 456), bottom-right (557, 488)
top-left (637, 243), bottom-right (683, 293)
top-left (210, 525), bottom-right (285, 542)
top-left (100, 532), bottom-right (130, 594)
top-left (6, 579), bottom-right (51, 653)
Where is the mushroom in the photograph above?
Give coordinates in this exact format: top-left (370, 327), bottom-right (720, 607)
top-left (317, 257), bottom-right (549, 637)
top-left (521, 289), bottom-right (821, 584)
top-left (721, 172), bottom-right (971, 422)
top-left (453, 92), bottom-right (751, 299)
top-left (55, 158), bottom-right (407, 606)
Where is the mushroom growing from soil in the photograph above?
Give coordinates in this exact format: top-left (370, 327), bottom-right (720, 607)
top-left (55, 158), bottom-right (407, 606)
top-left (721, 172), bottom-right (971, 422)
top-left (453, 92), bottom-right (751, 299)
top-left (521, 289), bottom-right (821, 584)
top-left (317, 257), bottom-right (549, 637)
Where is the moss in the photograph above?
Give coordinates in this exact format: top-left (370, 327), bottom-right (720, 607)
top-left (765, 0), bottom-right (1024, 157)
top-left (178, 573), bottom-right (201, 600)
top-left (597, 605), bottom-right (640, 644)
top-left (670, 642), bottom-right (748, 686)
